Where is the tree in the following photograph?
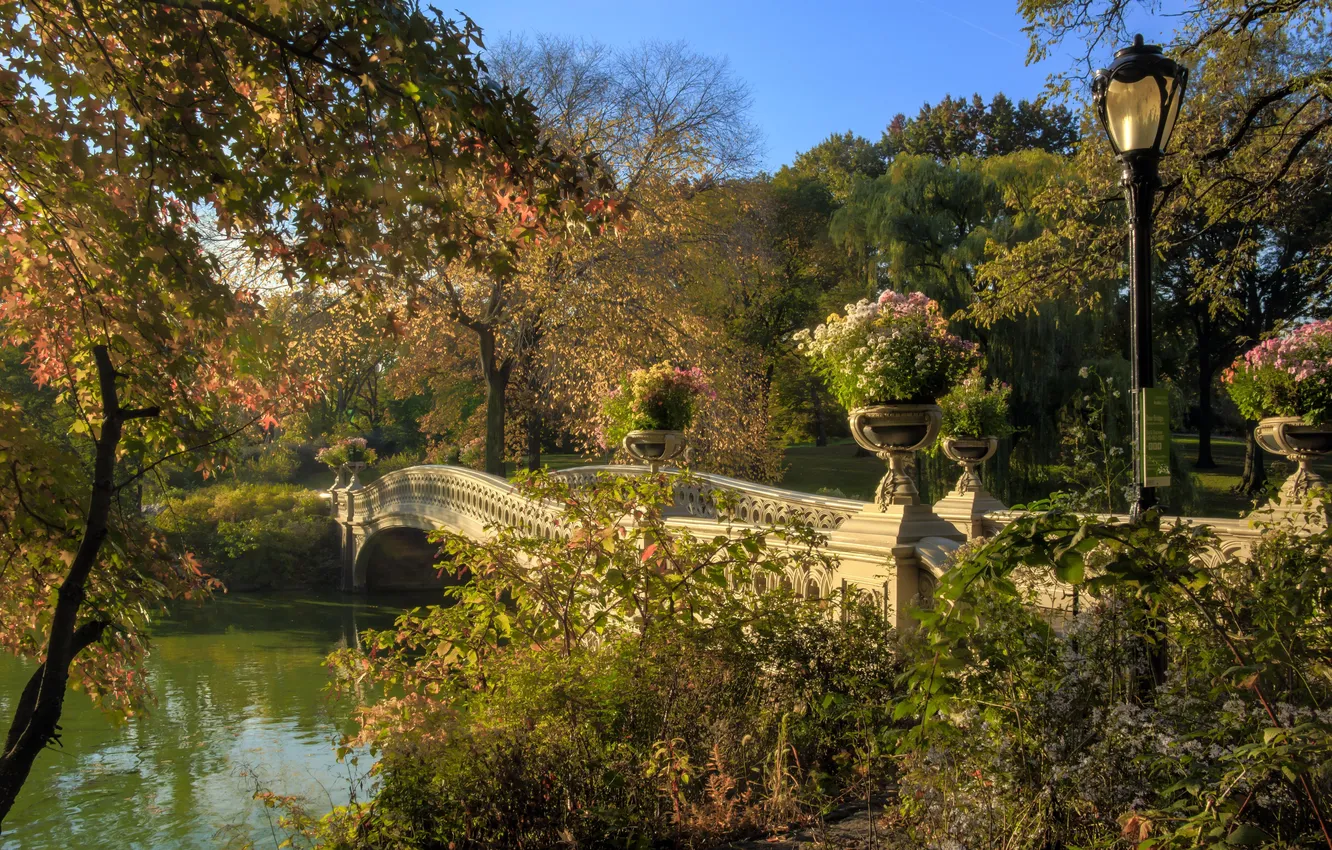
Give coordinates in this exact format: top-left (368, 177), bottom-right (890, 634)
top-left (832, 151), bottom-right (1070, 312)
top-left (786, 131), bottom-right (888, 203)
top-left (395, 36), bottom-right (758, 475)
top-left (0, 0), bottom-right (593, 823)
top-left (830, 150), bottom-right (1129, 501)
top-left (279, 293), bottom-right (407, 439)
top-left (882, 92), bottom-right (1079, 161)
top-left (986, 0), bottom-right (1332, 482)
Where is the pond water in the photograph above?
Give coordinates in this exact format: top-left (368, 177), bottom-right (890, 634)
top-left (0, 592), bottom-right (439, 850)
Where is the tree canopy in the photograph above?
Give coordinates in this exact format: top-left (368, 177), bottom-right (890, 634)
top-left (0, 0), bottom-right (608, 823)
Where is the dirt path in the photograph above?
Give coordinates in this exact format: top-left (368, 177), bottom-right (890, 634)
top-left (722, 802), bottom-right (908, 849)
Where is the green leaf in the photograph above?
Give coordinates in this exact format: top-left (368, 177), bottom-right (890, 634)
top-left (1054, 549), bottom-right (1084, 584)
top-left (1226, 824), bottom-right (1270, 846)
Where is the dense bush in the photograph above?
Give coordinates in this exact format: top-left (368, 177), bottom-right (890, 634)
top-left (232, 442), bottom-right (302, 483)
top-left (153, 483), bottom-right (338, 590)
top-left (897, 507), bottom-right (1332, 849)
top-left (304, 472), bottom-right (903, 849)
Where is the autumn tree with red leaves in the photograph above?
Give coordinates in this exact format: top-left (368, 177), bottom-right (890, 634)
top-left (0, 0), bottom-right (607, 825)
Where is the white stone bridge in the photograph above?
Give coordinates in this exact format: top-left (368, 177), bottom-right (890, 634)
top-left (327, 463), bottom-right (1266, 628)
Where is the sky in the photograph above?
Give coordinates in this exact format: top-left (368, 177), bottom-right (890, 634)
top-left (460, 0), bottom-right (1179, 172)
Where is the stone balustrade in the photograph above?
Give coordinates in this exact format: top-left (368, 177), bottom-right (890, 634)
top-left (329, 461), bottom-right (1293, 628)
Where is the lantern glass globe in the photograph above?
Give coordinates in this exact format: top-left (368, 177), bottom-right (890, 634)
top-left (1093, 35), bottom-right (1188, 156)
top-left (1103, 73), bottom-right (1182, 154)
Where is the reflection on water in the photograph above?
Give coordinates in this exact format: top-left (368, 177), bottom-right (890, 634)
top-left (0, 591), bottom-right (439, 850)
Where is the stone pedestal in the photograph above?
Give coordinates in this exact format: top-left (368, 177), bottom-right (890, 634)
top-left (835, 503), bottom-right (965, 548)
top-left (934, 489), bottom-right (1008, 539)
top-left (829, 505), bottom-right (964, 630)
top-left (933, 436), bottom-right (1006, 539)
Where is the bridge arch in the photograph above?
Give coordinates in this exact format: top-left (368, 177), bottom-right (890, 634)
top-left (354, 525), bottom-right (445, 591)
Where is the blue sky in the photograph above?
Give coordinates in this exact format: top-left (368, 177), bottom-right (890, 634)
top-left (460, 1), bottom-right (1178, 171)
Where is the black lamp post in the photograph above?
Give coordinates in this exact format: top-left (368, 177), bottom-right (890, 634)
top-left (1092, 34), bottom-right (1188, 520)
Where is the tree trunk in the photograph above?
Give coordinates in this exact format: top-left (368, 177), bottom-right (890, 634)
top-left (476, 328), bottom-right (511, 477)
top-left (1194, 313), bottom-right (1217, 469)
top-left (525, 408), bottom-right (542, 472)
top-left (1238, 423), bottom-right (1266, 496)
top-left (809, 382), bottom-right (828, 447)
top-left (0, 346), bottom-right (152, 825)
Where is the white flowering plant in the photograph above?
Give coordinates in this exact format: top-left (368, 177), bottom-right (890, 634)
top-left (794, 290), bottom-right (979, 409)
top-left (937, 368), bottom-right (1012, 439)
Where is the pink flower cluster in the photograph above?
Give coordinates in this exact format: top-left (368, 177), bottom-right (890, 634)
top-left (1227, 319), bottom-right (1332, 383)
top-left (1223, 319), bottom-right (1332, 422)
top-left (877, 290), bottom-right (980, 356)
top-left (661, 366), bottom-right (718, 401)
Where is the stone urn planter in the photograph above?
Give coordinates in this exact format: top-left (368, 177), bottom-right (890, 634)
top-left (1254, 416), bottom-right (1332, 503)
top-left (941, 436), bottom-right (998, 494)
top-left (344, 461), bottom-right (368, 491)
top-left (849, 403), bottom-right (942, 509)
top-left (623, 429), bottom-right (687, 473)
top-left (329, 465), bottom-right (348, 491)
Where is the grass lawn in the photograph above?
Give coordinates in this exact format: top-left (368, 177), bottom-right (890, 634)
top-left (1170, 434), bottom-right (1332, 517)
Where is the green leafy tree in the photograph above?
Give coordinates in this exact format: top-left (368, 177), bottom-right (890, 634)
top-left (882, 92), bottom-right (1079, 161)
top-left (786, 130), bottom-right (888, 203)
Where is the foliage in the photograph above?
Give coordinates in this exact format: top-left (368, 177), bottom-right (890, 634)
top-left (883, 92), bottom-right (1079, 161)
top-left (312, 472), bottom-right (903, 848)
top-left (786, 131), bottom-right (888, 203)
top-left (233, 442), bottom-right (302, 484)
top-left (316, 437), bottom-right (378, 468)
top-left (278, 294), bottom-right (408, 442)
top-left (1224, 320), bottom-right (1332, 423)
top-left (390, 36), bottom-right (744, 475)
top-left (938, 368), bottom-right (1013, 438)
top-left (153, 484), bottom-right (338, 591)
top-left (372, 451), bottom-right (423, 478)
top-left (1054, 364), bottom-right (1134, 512)
top-left (795, 290), bottom-right (979, 408)
top-left (0, 396), bottom-right (218, 716)
top-left (996, 0), bottom-right (1332, 316)
top-left (457, 437), bottom-right (486, 470)
top-left (897, 506), bottom-right (1332, 850)
top-left (0, 0), bottom-right (613, 819)
top-left (600, 363), bottom-right (716, 449)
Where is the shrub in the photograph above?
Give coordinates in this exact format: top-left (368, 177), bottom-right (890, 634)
top-left (152, 483), bottom-right (338, 590)
top-left (234, 442), bottom-right (301, 483)
top-left (794, 290), bottom-right (978, 409)
top-left (600, 362), bottom-right (715, 449)
top-left (937, 367), bottom-right (1013, 439)
top-left (372, 451), bottom-right (421, 477)
top-left (1224, 319), bottom-right (1332, 422)
top-left (897, 507), bottom-right (1332, 849)
top-left (457, 436), bottom-right (484, 470)
top-left (313, 472), bottom-right (904, 849)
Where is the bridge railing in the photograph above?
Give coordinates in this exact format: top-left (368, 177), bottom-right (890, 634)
top-left (548, 465), bottom-right (865, 530)
top-left (331, 461), bottom-right (1307, 627)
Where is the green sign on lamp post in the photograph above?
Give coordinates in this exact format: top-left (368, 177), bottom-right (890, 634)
top-left (1138, 387), bottom-right (1171, 488)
